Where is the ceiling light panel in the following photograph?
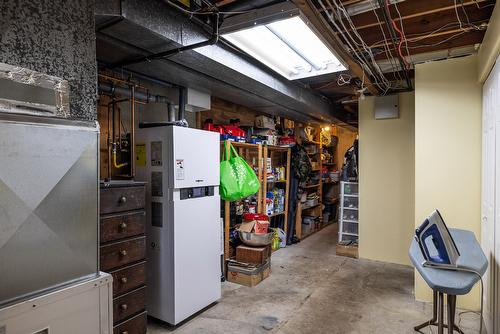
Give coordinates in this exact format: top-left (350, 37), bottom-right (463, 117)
top-left (223, 25), bottom-right (312, 79)
top-left (222, 16), bottom-right (347, 80)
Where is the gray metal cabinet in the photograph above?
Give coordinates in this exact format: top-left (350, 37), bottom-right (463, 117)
top-left (0, 114), bottom-right (99, 307)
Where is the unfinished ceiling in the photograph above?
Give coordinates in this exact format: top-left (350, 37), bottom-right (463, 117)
top-left (215, 0), bottom-right (495, 125)
top-left (95, 0), bottom-right (357, 127)
top-left (96, 0), bottom-right (496, 127)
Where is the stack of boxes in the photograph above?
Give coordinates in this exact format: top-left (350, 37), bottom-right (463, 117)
top-left (227, 245), bottom-right (272, 287)
top-left (227, 214), bottom-right (272, 287)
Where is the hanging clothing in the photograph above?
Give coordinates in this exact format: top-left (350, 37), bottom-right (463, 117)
top-left (286, 176), bottom-right (299, 245)
top-left (341, 139), bottom-right (359, 182)
top-left (291, 144), bottom-right (312, 182)
top-left (287, 144), bottom-right (311, 244)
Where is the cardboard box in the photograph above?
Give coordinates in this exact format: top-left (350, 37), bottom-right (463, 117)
top-left (239, 220), bottom-right (255, 233)
top-left (236, 245), bottom-right (271, 265)
top-left (336, 244), bottom-right (358, 259)
top-left (227, 260), bottom-right (271, 287)
top-left (255, 115), bottom-right (275, 130)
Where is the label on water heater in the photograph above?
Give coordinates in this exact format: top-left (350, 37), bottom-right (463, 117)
top-left (176, 159), bottom-right (185, 180)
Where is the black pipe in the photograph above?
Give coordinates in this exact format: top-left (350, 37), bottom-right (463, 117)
top-left (98, 81), bottom-right (172, 104)
top-left (178, 86), bottom-right (187, 121)
top-left (377, 0), bottom-right (413, 90)
top-left (121, 68), bottom-right (175, 88)
top-left (111, 13), bottom-right (219, 69)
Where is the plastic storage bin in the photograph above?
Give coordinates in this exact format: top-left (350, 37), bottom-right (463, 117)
top-left (343, 182), bottom-right (359, 195)
top-left (343, 196), bottom-right (358, 209)
top-left (343, 209), bottom-right (358, 222)
top-left (342, 221), bottom-right (358, 235)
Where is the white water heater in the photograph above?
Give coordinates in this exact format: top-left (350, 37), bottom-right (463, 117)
top-left (136, 125), bottom-right (221, 325)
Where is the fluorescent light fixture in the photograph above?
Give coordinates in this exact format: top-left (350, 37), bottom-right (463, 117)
top-left (222, 16), bottom-right (347, 80)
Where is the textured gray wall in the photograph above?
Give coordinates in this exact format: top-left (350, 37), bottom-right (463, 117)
top-left (0, 0), bottom-right (97, 120)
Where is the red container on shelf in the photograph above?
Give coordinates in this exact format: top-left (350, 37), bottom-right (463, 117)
top-left (243, 213), bottom-right (270, 234)
top-left (279, 136), bottom-right (296, 146)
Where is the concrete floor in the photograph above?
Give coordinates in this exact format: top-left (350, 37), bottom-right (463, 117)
top-left (148, 224), bottom-right (479, 334)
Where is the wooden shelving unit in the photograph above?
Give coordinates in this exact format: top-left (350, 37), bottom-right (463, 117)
top-left (221, 141), bottom-right (291, 265)
top-left (295, 128), bottom-right (323, 240)
top-left (263, 145), bottom-right (291, 238)
top-left (221, 141), bottom-right (263, 263)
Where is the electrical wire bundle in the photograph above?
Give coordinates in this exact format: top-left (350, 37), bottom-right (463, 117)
top-left (168, 0), bottom-right (491, 98)
top-left (318, 0), bottom-right (396, 94)
top-left (317, 0), bottom-right (492, 95)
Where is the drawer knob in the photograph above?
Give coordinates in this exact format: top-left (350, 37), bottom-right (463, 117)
top-left (119, 222), bottom-right (127, 230)
top-left (120, 303), bottom-right (128, 310)
top-left (119, 250), bottom-right (127, 256)
top-left (120, 277), bottom-right (128, 284)
top-left (119, 196), bottom-right (127, 204)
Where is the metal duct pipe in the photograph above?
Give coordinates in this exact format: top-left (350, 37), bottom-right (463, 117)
top-left (168, 103), bottom-right (176, 122)
top-left (98, 81), bottom-right (172, 104)
top-left (111, 12), bottom-right (219, 69)
top-left (95, 0), bottom-right (345, 124)
top-left (178, 87), bottom-right (187, 121)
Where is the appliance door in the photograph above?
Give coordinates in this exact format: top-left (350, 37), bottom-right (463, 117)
top-left (0, 116), bottom-right (99, 307)
top-left (172, 191), bottom-right (221, 324)
top-left (170, 126), bottom-right (220, 189)
top-left (0, 273), bottom-right (112, 334)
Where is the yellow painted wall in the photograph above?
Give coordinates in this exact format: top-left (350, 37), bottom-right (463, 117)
top-left (415, 55), bottom-right (482, 310)
top-left (478, 3), bottom-right (500, 82)
top-left (358, 92), bottom-right (415, 265)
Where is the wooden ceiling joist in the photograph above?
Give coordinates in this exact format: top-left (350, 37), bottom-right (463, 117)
top-left (373, 30), bottom-right (485, 60)
top-left (293, 0), bottom-right (380, 95)
top-left (370, 26), bottom-right (485, 48)
top-left (333, 0), bottom-right (494, 31)
top-left (357, 6), bottom-right (492, 46)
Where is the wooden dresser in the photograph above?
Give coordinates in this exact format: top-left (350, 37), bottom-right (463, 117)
top-left (100, 181), bottom-right (147, 334)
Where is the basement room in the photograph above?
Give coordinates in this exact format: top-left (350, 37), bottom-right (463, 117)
top-left (1, 0), bottom-right (499, 333)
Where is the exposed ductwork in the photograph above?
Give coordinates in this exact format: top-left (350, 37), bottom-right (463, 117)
top-left (98, 81), bottom-right (172, 104)
top-left (111, 12), bottom-right (220, 69)
top-left (95, 0), bottom-right (345, 124)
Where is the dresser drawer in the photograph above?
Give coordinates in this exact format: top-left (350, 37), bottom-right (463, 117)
top-left (114, 311), bottom-right (147, 334)
top-left (100, 237), bottom-right (146, 271)
top-left (101, 211), bottom-right (146, 243)
top-left (100, 186), bottom-right (146, 215)
top-left (113, 287), bottom-right (146, 325)
top-left (111, 261), bottom-right (146, 297)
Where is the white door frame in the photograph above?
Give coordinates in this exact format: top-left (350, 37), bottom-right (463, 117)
top-left (481, 55), bottom-right (500, 334)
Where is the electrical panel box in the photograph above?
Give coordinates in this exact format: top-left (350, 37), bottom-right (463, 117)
top-left (374, 94), bottom-right (399, 119)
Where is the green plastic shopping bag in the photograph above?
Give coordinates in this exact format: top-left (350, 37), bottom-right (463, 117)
top-left (220, 141), bottom-right (260, 201)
